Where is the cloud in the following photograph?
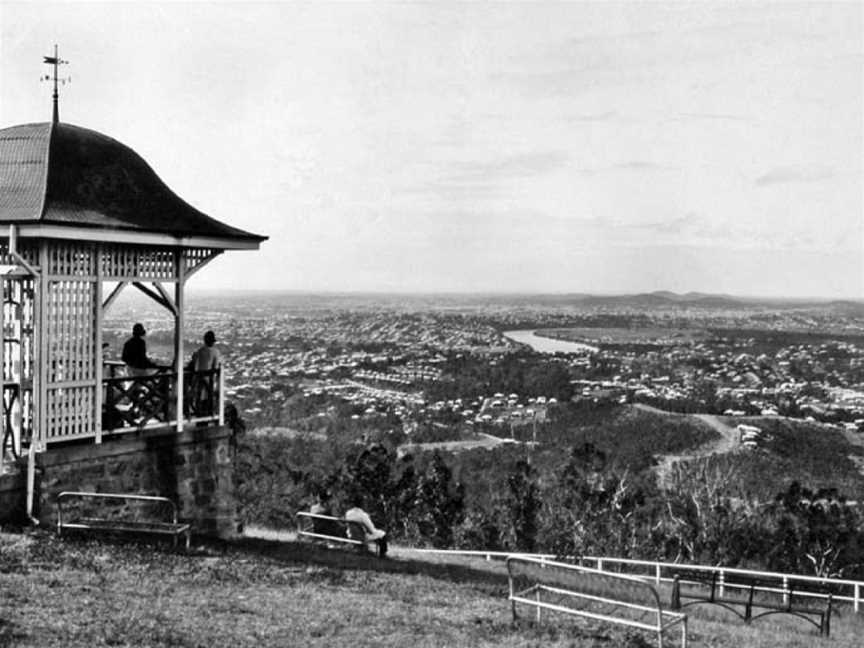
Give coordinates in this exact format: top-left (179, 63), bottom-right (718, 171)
top-left (613, 160), bottom-right (671, 171)
top-left (566, 111), bottom-right (619, 123)
top-left (573, 160), bottom-right (675, 176)
top-left (447, 151), bottom-right (569, 183)
top-left (754, 166), bottom-right (834, 186)
top-left (402, 151), bottom-right (569, 200)
top-left (676, 112), bottom-right (750, 122)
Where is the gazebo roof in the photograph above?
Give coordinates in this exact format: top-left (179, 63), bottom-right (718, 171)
top-left (0, 122), bottom-right (266, 249)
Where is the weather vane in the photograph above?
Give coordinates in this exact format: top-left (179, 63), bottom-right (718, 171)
top-left (41, 44), bottom-right (70, 124)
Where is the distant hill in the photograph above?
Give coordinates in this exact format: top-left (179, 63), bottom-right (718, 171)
top-left (554, 291), bottom-right (749, 309)
top-left (186, 289), bottom-right (864, 314)
top-left (500, 291), bottom-right (864, 311)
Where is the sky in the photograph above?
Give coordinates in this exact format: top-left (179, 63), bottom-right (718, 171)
top-left (1, 1), bottom-right (862, 298)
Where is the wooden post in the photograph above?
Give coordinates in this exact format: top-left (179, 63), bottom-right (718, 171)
top-left (35, 242), bottom-right (47, 450)
top-left (94, 245), bottom-right (103, 444)
top-left (174, 251), bottom-right (185, 432)
top-left (218, 365), bottom-right (225, 426)
top-left (0, 261), bottom-right (5, 461)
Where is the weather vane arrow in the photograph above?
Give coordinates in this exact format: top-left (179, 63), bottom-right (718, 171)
top-left (41, 44), bottom-right (70, 124)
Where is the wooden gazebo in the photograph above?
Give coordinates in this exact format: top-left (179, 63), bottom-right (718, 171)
top-left (0, 120), bottom-right (266, 459)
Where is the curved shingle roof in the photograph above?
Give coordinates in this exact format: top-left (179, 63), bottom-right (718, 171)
top-left (0, 122), bottom-right (266, 246)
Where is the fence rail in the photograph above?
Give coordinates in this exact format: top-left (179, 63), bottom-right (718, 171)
top-left (410, 549), bottom-right (864, 613)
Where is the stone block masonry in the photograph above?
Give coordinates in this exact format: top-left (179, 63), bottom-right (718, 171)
top-left (0, 470), bottom-right (26, 523)
top-left (34, 426), bottom-right (240, 538)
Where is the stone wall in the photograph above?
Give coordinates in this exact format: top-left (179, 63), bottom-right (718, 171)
top-left (0, 469), bottom-right (25, 524)
top-left (34, 425), bottom-right (240, 538)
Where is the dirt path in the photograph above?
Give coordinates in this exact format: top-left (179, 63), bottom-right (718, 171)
top-left (631, 404), bottom-right (740, 488)
top-left (399, 432), bottom-right (514, 454)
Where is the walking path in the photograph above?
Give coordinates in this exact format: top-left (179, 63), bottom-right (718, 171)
top-left (631, 404), bottom-right (740, 488)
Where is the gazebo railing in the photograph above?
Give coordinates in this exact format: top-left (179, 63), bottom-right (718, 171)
top-left (102, 366), bottom-right (222, 434)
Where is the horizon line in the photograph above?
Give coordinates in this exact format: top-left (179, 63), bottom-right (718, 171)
top-left (183, 287), bottom-right (864, 303)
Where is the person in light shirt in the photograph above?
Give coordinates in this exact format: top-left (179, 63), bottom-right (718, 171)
top-left (191, 330), bottom-right (221, 372)
top-left (344, 495), bottom-right (388, 558)
top-left (188, 330), bottom-right (221, 413)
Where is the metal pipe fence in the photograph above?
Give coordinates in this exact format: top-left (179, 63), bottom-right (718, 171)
top-left (410, 549), bottom-right (864, 613)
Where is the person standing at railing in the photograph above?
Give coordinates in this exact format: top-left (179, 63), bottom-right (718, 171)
top-left (188, 330), bottom-right (221, 414)
top-left (191, 330), bottom-right (221, 372)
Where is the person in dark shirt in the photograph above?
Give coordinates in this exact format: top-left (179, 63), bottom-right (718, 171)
top-left (309, 491), bottom-right (332, 517)
top-left (122, 323), bottom-right (158, 376)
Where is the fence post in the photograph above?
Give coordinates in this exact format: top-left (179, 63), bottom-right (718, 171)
top-left (656, 563), bottom-right (661, 586)
top-left (597, 558), bottom-right (604, 572)
top-left (783, 577), bottom-right (789, 605)
top-left (855, 583), bottom-right (860, 613)
top-left (536, 588), bottom-right (542, 623)
top-left (719, 570), bottom-right (725, 598)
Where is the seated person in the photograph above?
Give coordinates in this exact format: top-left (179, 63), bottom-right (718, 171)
top-left (344, 496), bottom-right (388, 558)
top-left (306, 491), bottom-right (341, 541)
top-left (309, 491), bottom-right (331, 516)
top-left (122, 323), bottom-right (159, 377)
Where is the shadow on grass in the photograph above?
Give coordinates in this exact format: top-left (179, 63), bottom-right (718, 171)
top-left (209, 536), bottom-right (511, 596)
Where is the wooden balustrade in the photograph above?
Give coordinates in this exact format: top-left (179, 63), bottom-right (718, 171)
top-left (101, 366), bottom-right (221, 433)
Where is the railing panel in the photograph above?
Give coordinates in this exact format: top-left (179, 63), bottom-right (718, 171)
top-left (184, 368), bottom-right (220, 418)
top-left (101, 366), bottom-right (222, 433)
top-left (102, 369), bottom-right (175, 431)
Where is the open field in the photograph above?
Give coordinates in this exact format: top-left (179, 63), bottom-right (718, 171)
top-left (2, 531), bottom-right (863, 647)
top-left (536, 325), bottom-right (864, 351)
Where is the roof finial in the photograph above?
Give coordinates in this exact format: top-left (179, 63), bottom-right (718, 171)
top-left (41, 45), bottom-right (69, 124)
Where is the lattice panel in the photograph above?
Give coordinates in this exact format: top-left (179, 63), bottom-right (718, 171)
top-left (45, 385), bottom-right (96, 440)
top-left (3, 278), bottom-right (34, 383)
top-left (46, 279), bottom-right (96, 383)
top-left (102, 245), bottom-right (176, 280)
top-left (47, 243), bottom-right (96, 277)
top-left (184, 248), bottom-right (221, 275)
top-left (0, 242), bottom-right (39, 268)
top-left (2, 276), bottom-right (35, 447)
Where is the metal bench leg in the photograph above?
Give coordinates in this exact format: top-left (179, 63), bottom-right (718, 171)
top-left (671, 577), bottom-right (681, 610)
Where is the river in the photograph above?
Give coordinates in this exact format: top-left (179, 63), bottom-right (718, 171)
top-left (502, 329), bottom-right (598, 354)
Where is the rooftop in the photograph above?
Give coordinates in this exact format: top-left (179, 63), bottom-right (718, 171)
top-left (0, 122), bottom-right (266, 248)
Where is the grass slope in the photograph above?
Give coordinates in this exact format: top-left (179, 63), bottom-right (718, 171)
top-left (1, 531), bottom-right (862, 647)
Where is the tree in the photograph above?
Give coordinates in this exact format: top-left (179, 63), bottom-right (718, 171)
top-left (414, 452), bottom-right (465, 548)
top-left (506, 460), bottom-right (540, 551)
top-left (764, 483), bottom-right (864, 578)
top-left (660, 458), bottom-right (763, 565)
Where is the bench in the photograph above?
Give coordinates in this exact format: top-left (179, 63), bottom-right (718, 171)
top-left (296, 511), bottom-right (385, 557)
top-left (670, 568), bottom-right (832, 636)
top-left (56, 491), bottom-right (191, 550)
top-left (508, 556), bottom-right (687, 648)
